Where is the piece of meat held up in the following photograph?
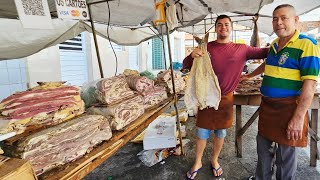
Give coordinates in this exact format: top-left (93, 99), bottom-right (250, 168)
top-left (184, 33), bottom-right (221, 115)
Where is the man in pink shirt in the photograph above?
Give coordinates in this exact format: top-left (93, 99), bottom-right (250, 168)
top-left (184, 15), bottom-right (268, 179)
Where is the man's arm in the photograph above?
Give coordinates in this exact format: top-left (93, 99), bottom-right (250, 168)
top-left (182, 54), bottom-right (193, 70)
top-left (240, 62), bottom-right (265, 81)
top-left (246, 47), bottom-right (269, 59)
top-left (287, 80), bottom-right (317, 140)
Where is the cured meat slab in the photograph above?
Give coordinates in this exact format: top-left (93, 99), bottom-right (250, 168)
top-left (3, 114), bottom-right (112, 175)
top-left (142, 87), bottom-right (168, 109)
top-left (0, 84), bottom-right (84, 134)
top-left (125, 75), bottom-right (154, 93)
top-left (95, 75), bottom-right (135, 105)
top-left (87, 95), bottom-right (144, 130)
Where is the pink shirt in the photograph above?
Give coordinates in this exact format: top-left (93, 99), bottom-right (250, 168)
top-left (183, 41), bottom-right (268, 95)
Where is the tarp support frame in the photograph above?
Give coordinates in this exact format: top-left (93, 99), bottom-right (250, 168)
top-left (88, 4), bottom-right (104, 78)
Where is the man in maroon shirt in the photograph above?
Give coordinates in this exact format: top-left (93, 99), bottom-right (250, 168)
top-left (185, 15), bottom-right (268, 179)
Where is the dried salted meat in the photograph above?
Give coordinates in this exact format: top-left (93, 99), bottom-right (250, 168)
top-left (95, 75), bottom-right (135, 105)
top-left (125, 75), bottom-right (154, 93)
top-left (0, 84), bottom-right (84, 134)
top-left (87, 95), bottom-right (144, 130)
top-left (141, 87), bottom-right (168, 109)
top-left (3, 114), bottom-right (112, 175)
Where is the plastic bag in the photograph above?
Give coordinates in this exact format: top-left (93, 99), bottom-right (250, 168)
top-left (137, 149), bottom-right (169, 167)
top-left (140, 71), bottom-right (156, 80)
top-left (80, 80), bottom-right (99, 108)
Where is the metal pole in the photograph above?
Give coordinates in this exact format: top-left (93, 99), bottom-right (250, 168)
top-left (88, 4), bottom-right (104, 78)
top-left (232, 22), bottom-right (234, 42)
top-left (160, 24), bottom-right (168, 69)
top-left (165, 21), bottom-right (184, 156)
top-left (204, 19), bottom-right (207, 33)
top-left (192, 25), bottom-right (195, 48)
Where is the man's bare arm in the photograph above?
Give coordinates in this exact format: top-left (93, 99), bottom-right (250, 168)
top-left (287, 79), bottom-right (317, 140)
top-left (240, 62), bottom-right (265, 81)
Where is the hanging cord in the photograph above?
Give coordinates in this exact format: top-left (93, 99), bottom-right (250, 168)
top-left (106, 1), bottom-right (118, 76)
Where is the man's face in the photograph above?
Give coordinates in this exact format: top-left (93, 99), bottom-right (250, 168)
top-left (272, 7), bottom-right (298, 38)
top-left (215, 18), bottom-right (232, 38)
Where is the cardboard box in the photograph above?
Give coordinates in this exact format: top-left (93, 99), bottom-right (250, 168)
top-left (0, 155), bottom-right (37, 180)
top-left (143, 116), bottom-right (176, 150)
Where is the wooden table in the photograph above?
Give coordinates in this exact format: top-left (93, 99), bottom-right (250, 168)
top-left (39, 97), bottom-right (177, 180)
top-left (233, 93), bottom-right (319, 167)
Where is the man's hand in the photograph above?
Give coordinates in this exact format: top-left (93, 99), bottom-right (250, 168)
top-left (239, 74), bottom-right (250, 82)
top-left (191, 48), bottom-right (204, 58)
top-left (286, 117), bottom-right (304, 140)
top-left (286, 80), bottom-right (317, 141)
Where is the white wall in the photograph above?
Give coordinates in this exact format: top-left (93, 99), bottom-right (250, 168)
top-left (26, 46), bottom-right (61, 87)
top-left (0, 58), bottom-right (28, 101)
top-left (23, 30), bottom-right (186, 88)
top-left (170, 31), bottom-right (185, 63)
top-left (90, 34), bottom-right (129, 80)
top-left (139, 42), bottom-right (149, 71)
top-left (143, 31), bottom-right (185, 75)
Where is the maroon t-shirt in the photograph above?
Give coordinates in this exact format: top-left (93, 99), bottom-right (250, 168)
top-left (183, 41), bottom-right (268, 95)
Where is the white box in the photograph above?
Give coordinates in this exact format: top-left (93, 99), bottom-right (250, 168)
top-left (143, 116), bottom-right (177, 150)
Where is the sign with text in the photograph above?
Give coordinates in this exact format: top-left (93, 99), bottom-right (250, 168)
top-left (14, 0), bottom-right (53, 29)
top-left (55, 0), bottom-right (89, 20)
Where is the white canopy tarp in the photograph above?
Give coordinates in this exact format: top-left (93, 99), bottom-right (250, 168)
top-left (0, 18), bottom-right (159, 60)
top-left (0, 0), bottom-right (273, 26)
top-left (177, 0), bottom-right (320, 35)
top-left (0, 0), bottom-right (319, 59)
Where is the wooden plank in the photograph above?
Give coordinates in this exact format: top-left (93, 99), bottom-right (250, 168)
top-left (235, 105), bottom-right (242, 158)
top-left (237, 107), bottom-right (259, 137)
top-left (234, 94), bottom-right (318, 107)
top-left (310, 109), bottom-right (318, 167)
top-left (247, 95), bottom-right (261, 106)
top-left (233, 95), bottom-right (249, 105)
top-left (40, 97), bottom-right (176, 180)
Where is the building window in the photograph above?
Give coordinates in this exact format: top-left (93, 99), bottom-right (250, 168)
top-left (152, 38), bottom-right (165, 70)
top-left (59, 33), bottom-right (88, 86)
top-left (59, 34), bottom-right (83, 51)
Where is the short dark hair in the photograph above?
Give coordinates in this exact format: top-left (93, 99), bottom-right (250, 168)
top-left (274, 4), bottom-right (295, 12)
top-left (215, 15), bottom-right (232, 27)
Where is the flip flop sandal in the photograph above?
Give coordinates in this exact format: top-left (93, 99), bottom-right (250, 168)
top-left (211, 164), bottom-right (223, 177)
top-left (186, 167), bottom-right (202, 180)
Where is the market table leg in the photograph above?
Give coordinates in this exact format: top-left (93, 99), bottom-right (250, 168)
top-left (236, 105), bottom-right (242, 158)
top-left (237, 107), bottom-right (259, 137)
top-left (310, 109), bottom-right (318, 167)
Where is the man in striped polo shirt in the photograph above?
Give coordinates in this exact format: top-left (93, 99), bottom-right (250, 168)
top-left (245, 4), bottom-right (320, 180)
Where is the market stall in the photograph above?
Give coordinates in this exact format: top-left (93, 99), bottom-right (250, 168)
top-left (0, 0), bottom-right (320, 179)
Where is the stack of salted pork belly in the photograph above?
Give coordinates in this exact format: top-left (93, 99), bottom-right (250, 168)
top-left (0, 69), bottom-right (185, 176)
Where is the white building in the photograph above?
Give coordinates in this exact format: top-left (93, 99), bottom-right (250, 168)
top-left (0, 31), bottom-right (185, 101)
